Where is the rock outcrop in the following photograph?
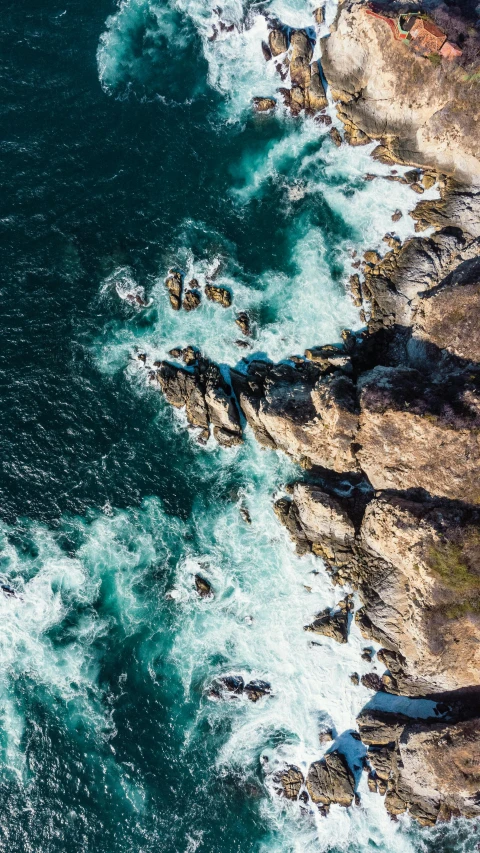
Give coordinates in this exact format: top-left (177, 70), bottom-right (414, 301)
top-left (306, 750), bottom-right (355, 807)
top-left (155, 354), bottom-right (243, 446)
top-left (321, 1), bottom-right (480, 184)
top-left (276, 485), bottom-right (480, 696)
top-left (358, 711), bottom-right (480, 825)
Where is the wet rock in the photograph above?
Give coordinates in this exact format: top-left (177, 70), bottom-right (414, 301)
top-left (319, 729), bottom-right (334, 744)
top-left (306, 750), bottom-right (355, 807)
top-left (252, 97), bottom-right (276, 113)
top-left (361, 673), bottom-right (385, 692)
top-left (218, 675), bottom-right (244, 695)
top-left (289, 30), bottom-right (313, 89)
top-left (165, 270), bottom-right (183, 310)
top-left (304, 595), bottom-right (353, 643)
top-left (235, 339), bottom-right (249, 349)
top-left (261, 41), bottom-right (272, 62)
top-left (137, 353), bottom-right (147, 363)
top-left (268, 28), bottom-right (288, 57)
top-left (183, 290), bottom-right (201, 311)
top-left (168, 347), bottom-right (182, 358)
top-left (404, 170), bottom-right (422, 185)
top-left (204, 383), bottom-right (242, 437)
top-left (307, 62), bottom-right (328, 112)
top-left (244, 680), bottom-right (271, 702)
top-left (194, 575), bottom-right (213, 598)
top-left (182, 346), bottom-right (199, 366)
top-left (235, 311), bottom-right (251, 336)
top-left (205, 284), bottom-right (232, 307)
top-left (239, 504), bottom-right (251, 524)
top-left (350, 672), bottom-right (360, 686)
top-left (315, 113), bottom-right (332, 126)
top-left (411, 182), bottom-right (424, 195)
top-left (158, 362), bottom-right (209, 429)
top-left (313, 6), bottom-right (324, 25)
top-left (273, 765), bottom-right (304, 800)
top-left (349, 274), bottom-right (362, 306)
top-left (392, 209), bottom-right (402, 222)
top-left (361, 648), bottom-right (374, 662)
top-left (328, 127), bottom-right (342, 147)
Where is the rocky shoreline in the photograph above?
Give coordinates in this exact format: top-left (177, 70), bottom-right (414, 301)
top-left (140, 0), bottom-right (480, 828)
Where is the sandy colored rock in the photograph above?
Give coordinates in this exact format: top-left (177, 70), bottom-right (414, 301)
top-left (268, 28), bottom-right (288, 57)
top-left (321, 3), bottom-right (480, 184)
top-left (306, 751), bottom-right (355, 806)
top-left (205, 284), bottom-right (232, 307)
top-left (252, 97), bottom-right (276, 113)
top-left (289, 30), bottom-right (313, 89)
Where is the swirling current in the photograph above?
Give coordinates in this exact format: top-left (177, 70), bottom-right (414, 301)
top-left (0, 0), bottom-right (478, 851)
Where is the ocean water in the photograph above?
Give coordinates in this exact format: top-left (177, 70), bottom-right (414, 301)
top-left (0, 0), bottom-right (478, 851)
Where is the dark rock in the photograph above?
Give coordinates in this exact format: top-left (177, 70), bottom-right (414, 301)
top-left (261, 41), bottom-right (272, 61)
top-left (168, 348), bottom-right (182, 358)
top-left (194, 575), bottom-right (213, 598)
top-left (350, 672), bottom-right (360, 686)
top-left (304, 595), bottom-right (353, 643)
top-left (328, 127), bottom-right (342, 147)
top-left (244, 680), bottom-right (271, 702)
top-left (235, 311), bottom-right (251, 336)
top-left (361, 673), bottom-right (386, 692)
top-left (183, 290), bottom-right (201, 311)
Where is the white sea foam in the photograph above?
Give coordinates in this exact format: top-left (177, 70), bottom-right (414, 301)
top-left (90, 3), bottom-right (453, 851)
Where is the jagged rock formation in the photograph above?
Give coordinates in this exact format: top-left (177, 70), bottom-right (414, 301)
top-left (155, 354), bottom-right (243, 447)
top-left (358, 710), bottom-right (480, 825)
top-left (306, 750), bottom-right (355, 807)
top-left (303, 595), bottom-right (353, 643)
top-left (321, 1), bottom-right (480, 184)
top-left (276, 485), bottom-right (480, 696)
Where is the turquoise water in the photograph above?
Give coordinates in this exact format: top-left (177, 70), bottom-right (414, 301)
top-left (0, 0), bottom-right (478, 850)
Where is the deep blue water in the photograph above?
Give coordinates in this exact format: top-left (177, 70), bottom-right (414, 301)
top-left (0, 1), bottom-right (478, 851)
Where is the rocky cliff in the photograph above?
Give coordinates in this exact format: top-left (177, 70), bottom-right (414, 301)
top-left (145, 0), bottom-right (480, 827)
top-left (321, 0), bottom-right (480, 185)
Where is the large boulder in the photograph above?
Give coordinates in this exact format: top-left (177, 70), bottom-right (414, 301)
top-left (268, 28), bottom-right (288, 57)
top-left (306, 750), bottom-right (355, 807)
top-left (289, 30), bottom-right (313, 89)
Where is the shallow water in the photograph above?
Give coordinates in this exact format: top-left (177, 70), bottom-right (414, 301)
top-left (0, 0), bottom-right (478, 851)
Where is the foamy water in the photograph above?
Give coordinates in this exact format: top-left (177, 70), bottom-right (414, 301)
top-left (0, 1), bottom-right (467, 851)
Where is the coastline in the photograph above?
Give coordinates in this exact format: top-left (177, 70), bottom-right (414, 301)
top-left (147, 0), bottom-right (480, 828)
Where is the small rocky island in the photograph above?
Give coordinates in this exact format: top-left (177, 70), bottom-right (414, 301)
top-left (142, 0), bottom-right (480, 829)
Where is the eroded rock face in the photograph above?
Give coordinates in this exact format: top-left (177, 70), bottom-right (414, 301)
top-left (156, 357), bottom-right (242, 445)
top-left (321, 2), bottom-right (480, 184)
top-left (304, 595), bottom-right (353, 643)
top-left (276, 484), bottom-right (480, 696)
top-left (358, 711), bottom-right (480, 824)
top-left (273, 765), bottom-right (304, 800)
top-left (306, 750), bottom-right (355, 807)
top-left (413, 257), bottom-right (480, 362)
top-left (231, 361), bottom-right (359, 471)
top-left (357, 366), bottom-right (480, 503)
